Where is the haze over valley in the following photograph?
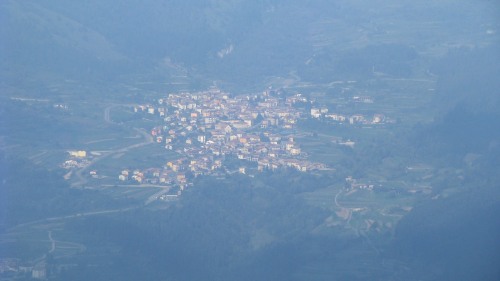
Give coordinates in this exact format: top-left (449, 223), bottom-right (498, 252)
top-left (1, 1), bottom-right (499, 280)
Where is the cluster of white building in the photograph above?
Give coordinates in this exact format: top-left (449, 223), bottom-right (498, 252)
top-left (127, 88), bottom-right (327, 188)
top-left (311, 107), bottom-right (387, 125)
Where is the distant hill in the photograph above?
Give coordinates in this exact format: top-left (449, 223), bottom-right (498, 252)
top-left (394, 185), bottom-right (500, 281)
top-left (2, 0), bottom-right (498, 93)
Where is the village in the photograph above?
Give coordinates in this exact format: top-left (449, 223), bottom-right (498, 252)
top-left (107, 87), bottom-right (390, 195)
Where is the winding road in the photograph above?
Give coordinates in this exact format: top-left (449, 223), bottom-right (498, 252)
top-left (71, 104), bottom-right (154, 188)
top-left (8, 207), bottom-right (137, 231)
top-left (335, 189), bottom-right (353, 224)
top-left (48, 230), bottom-right (55, 253)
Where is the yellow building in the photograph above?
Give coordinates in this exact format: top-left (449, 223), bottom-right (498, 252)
top-left (68, 150), bottom-right (87, 158)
